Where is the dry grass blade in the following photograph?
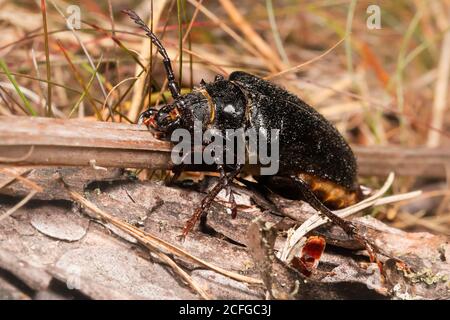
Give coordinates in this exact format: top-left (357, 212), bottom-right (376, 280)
top-left (265, 38), bottom-right (345, 80)
top-left (40, 0), bottom-right (53, 117)
top-left (86, 22), bottom-right (147, 71)
top-left (186, 0), bottom-right (267, 68)
top-left (0, 168), bottom-right (41, 223)
top-left (0, 82), bottom-right (43, 113)
top-left (101, 77), bottom-right (139, 115)
top-left (57, 41), bottom-right (102, 119)
top-left (344, 0), bottom-right (357, 78)
top-left (0, 71), bottom-right (105, 105)
top-left (427, 20), bottom-right (450, 147)
top-left (50, 1), bottom-right (113, 120)
top-left (31, 49), bottom-right (49, 115)
top-left (69, 55), bottom-right (104, 118)
top-left (181, 47), bottom-right (228, 75)
top-left (0, 168), bottom-right (43, 192)
top-left (177, 0), bottom-right (183, 89)
top-left (265, 0), bottom-right (289, 65)
top-left (0, 59), bottom-right (37, 116)
top-left (301, 77), bottom-right (450, 140)
top-left (152, 250), bottom-right (211, 299)
top-left (152, 0), bottom-right (213, 107)
top-left (219, 0), bottom-right (285, 72)
top-left (394, 212), bottom-right (450, 235)
top-left (0, 168), bottom-right (32, 190)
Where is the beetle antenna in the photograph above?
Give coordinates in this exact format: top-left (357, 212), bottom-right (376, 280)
top-left (122, 9), bottom-right (180, 99)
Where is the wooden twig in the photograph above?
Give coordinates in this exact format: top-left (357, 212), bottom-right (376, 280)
top-left (354, 147), bottom-right (450, 178)
top-left (0, 116), bottom-right (172, 169)
top-left (1, 116), bottom-right (450, 178)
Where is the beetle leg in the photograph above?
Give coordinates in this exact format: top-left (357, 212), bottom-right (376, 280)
top-left (166, 165), bottom-right (184, 185)
top-left (181, 165), bottom-right (242, 239)
top-left (228, 189), bottom-right (238, 218)
top-left (290, 176), bottom-right (381, 261)
top-left (292, 176), bottom-right (357, 234)
top-left (217, 164), bottom-right (238, 218)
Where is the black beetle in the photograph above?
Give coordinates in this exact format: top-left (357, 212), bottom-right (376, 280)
top-left (123, 10), bottom-right (376, 254)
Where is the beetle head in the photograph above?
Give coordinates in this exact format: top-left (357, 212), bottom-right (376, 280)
top-left (138, 103), bottom-right (182, 136)
top-left (139, 91), bottom-right (214, 137)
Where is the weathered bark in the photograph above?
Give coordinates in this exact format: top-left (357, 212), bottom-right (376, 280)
top-left (0, 167), bottom-right (448, 299)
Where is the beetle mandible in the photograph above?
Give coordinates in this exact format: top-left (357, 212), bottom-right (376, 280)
top-left (123, 10), bottom-right (377, 255)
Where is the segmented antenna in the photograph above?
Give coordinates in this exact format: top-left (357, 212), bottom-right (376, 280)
top-left (122, 9), bottom-right (180, 99)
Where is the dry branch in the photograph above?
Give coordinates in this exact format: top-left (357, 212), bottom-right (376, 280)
top-left (0, 116), bottom-right (449, 178)
top-left (0, 116), bottom-right (172, 169)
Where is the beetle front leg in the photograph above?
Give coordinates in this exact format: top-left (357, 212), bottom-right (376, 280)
top-left (181, 165), bottom-right (242, 239)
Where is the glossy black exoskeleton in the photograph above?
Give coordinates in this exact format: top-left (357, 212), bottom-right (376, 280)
top-left (124, 10), bottom-right (376, 254)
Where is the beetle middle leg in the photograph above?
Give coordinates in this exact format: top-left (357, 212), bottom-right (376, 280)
top-left (181, 164), bottom-right (243, 239)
